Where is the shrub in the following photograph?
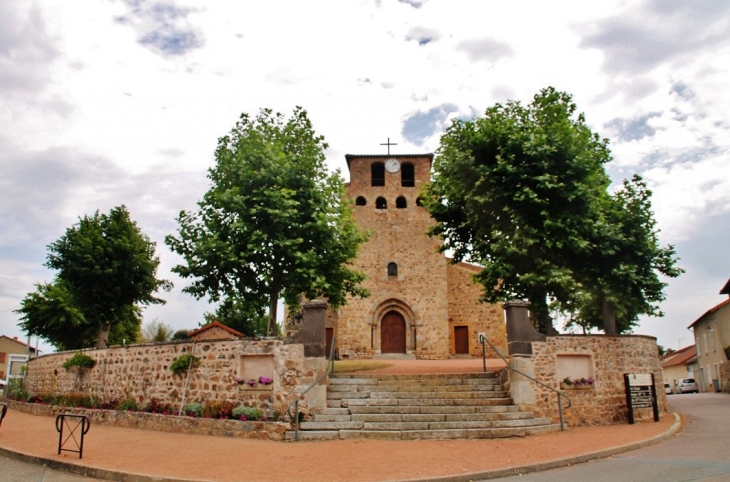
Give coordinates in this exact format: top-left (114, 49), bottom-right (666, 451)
top-left (118, 397), bottom-right (138, 411)
top-left (7, 378), bottom-right (28, 401)
top-left (232, 405), bottom-right (262, 421)
top-left (144, 397), bottom-right (173, 414)
top-left (62, 352), bottom-right (96, 371)
top-left (170, 354), bottom-right (200, 376)
top-left (202, 400), bottom-right (238, 419)
top-left (183, 403), bottom-right (202, 417)
top-left (172, 329), bottom-right (191, 341)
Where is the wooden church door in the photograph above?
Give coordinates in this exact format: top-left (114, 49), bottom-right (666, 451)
top-left (381, 311), bottom-right (406, 353)
top-left (454, 326), bottom-right (469, 354)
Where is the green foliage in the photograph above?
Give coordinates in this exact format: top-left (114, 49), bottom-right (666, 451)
top-left (62, 352), bottom-right (96, 371)
top-left (16, 206), bottom-right (171, 349)
top-left (425, 87), bottom-right (682, 334)
top-left (7, 377), bottom-right (28, 401)
top-left (171, 329), bottom-right (191, 341)
top-left (202, 400), bottom-right (238, 419)
top-left (183, 403), bottom-right (202, 417)
top-left (117, 397), bottom-right (138, 411)
top-left (232, 405), bottom-right (262, 420)
top-left (203, 298), bottom-right (269, 337)
top-left (141, 318), bottom-right (174, 343)
top-left (166, 107), bottom-right (368, 335)
top-left (560, 176), bottom-right (683, 334)
top-left (143, 398), bottom-right (174, 413)
top-left (170, 353), bottom-right (200, 376)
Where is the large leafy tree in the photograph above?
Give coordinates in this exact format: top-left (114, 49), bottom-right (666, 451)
top-left (424, 87), bottom-right (681, 334)
top-left (17, 206), bottom-right (170, 349)
top-left (202, 297), bottom-right (269, 337)
top-left (569, 176), bottom-right (683, 334)
top-left (166, 107), bottom-right (368, 335)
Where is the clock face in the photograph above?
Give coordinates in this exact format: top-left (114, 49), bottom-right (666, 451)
top-left (385, 158), bottom-right (400, 173)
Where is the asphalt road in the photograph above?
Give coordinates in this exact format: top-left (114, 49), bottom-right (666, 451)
top-left (494, 392), bottom-right (730, 482)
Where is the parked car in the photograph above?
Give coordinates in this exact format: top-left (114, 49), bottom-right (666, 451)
top-left (675, 378), bottom-right (699, 394)
top-left (664, 383), bottom-right (673, 394)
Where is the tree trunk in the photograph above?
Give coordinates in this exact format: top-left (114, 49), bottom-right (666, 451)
top-left (95, 323), bottom-right (112, 348)
top-left (267, 286), bottom-right (280, 336)
top-left (602, 298), bottom-right (618, 336)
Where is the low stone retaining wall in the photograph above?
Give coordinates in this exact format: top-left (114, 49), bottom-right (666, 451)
top-left (3, 399), bottom-right (291, 441)
top-left (22, 338), bottom-right (326, 418)
top-left (509, 335), bottom-right (668, 427)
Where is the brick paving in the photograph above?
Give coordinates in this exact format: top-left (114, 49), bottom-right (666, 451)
top-left (0, 359), bottom-right (679, 482)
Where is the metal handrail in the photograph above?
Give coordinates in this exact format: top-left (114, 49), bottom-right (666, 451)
top-left (479, 335), bottom-right (571, 431)
top-left (286, 336), bottom-right (337, 441)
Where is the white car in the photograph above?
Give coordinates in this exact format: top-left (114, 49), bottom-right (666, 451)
top-left (675, 378), bottom-right (699, 394)
top-left (664, 383), bottom-right (673, 394)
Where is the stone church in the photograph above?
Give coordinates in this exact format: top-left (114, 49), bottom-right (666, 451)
top-left (325, 152), bottom-right (506, 360)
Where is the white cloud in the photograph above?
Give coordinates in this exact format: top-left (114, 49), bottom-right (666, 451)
top-left (1, 0), bottom-right (729, 353)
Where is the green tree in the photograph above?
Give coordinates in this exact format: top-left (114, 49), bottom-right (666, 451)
top-left (16, 206), bottom-right (170, 349)
top-left (141, 318), bottom-right (174, 343)
top-left (424, 87), bottom-right (612, 333)
top-left (202, 297), bottom-right (269, 337)
top-left (166, 107), bottom-right (368, 335)
top-left (568, 176), bottom-right (683, 334)
top-left (424, 87), bottom-right (682, 334)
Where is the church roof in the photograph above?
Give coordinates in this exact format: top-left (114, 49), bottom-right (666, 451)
top-left (344, 153), bottom-right (434, 170)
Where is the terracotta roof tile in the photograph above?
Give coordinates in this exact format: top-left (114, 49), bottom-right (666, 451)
top-left (187, 321), bottom-right (245, 338)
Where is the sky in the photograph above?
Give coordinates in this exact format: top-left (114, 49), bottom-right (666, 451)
top-left (1, 0), bottom-right (729, 355)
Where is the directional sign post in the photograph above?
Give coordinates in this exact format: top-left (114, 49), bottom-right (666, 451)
top-left (624, 373), bottom-right (660, 424)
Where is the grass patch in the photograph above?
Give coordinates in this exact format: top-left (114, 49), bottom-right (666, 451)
top-left (333, 360), bottom-right (392, 373)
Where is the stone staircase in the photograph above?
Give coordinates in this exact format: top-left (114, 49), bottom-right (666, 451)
top-left (287, 372), bottom-right (559, 441)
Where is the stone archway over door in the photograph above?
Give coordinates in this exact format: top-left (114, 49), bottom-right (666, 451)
top-left (381, 311), bottom-right (406, 353)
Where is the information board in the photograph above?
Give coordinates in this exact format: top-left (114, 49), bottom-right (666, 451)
top-left (624, 373), bottom-right (660, 424)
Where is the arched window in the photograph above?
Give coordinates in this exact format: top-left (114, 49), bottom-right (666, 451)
top-left (375, 196), bottom-right (387, 209)
top-left (401, 162), bottom-right (415, 187)
top-left (396, 196), bottom-right (407, 208)
top-left (355, 196), bottom-right (367, 206)
top-left (371, 162), bottom-right (385, 187)
top-left (416, 196), bottom-right (424, 207)
top-left (387, 262), bottom-right (398, 277)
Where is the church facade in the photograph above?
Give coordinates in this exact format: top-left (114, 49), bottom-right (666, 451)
top-left (326, 153), bottom-right (506, 360)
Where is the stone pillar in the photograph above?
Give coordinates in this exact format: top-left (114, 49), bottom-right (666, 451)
top-left (508, 355), bottom-right (536, 407)
top-left (291, 300), bottom-right (327, 358)
top-left (503, 300), bottom-right (545, 355)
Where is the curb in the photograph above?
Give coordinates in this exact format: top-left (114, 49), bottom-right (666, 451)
top-left (396, 413), bottom-right (683, 482)
top-left (0, 413), bottom-right (682, 482)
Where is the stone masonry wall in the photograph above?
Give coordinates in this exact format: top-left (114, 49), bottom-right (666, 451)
top-left (446, 262), bottom-right (506, 356)
top-left (521, 335), bottom-right (668, 426)
top-left (23, 339), bottom-right (326, 417)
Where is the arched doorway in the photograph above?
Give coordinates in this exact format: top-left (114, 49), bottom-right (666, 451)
top-left (381, 311), bottom-right (406, 353)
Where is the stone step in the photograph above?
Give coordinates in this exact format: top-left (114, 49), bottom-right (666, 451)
top-left (341, 397), bottom-right (513, 407)
top-left (299, 421), bottom-right (364, 430)
top-left (347, 405), bottom-right (520, 415)
top-left (331, 373), bottom-right (497, 380)
top-left (329, 378), bottom-right (500, 387)
top-left (328, 384), bottom-right (501, 393)
top-left (345, 411), bottom-right (535, 423)
top-left (327, 390), bottom-right (508, 400)
top-left (288, 425), bottom-right (561, 441)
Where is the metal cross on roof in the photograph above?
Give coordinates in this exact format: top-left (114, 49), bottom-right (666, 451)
top-left (380, 137), bottom-right (397, 155)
